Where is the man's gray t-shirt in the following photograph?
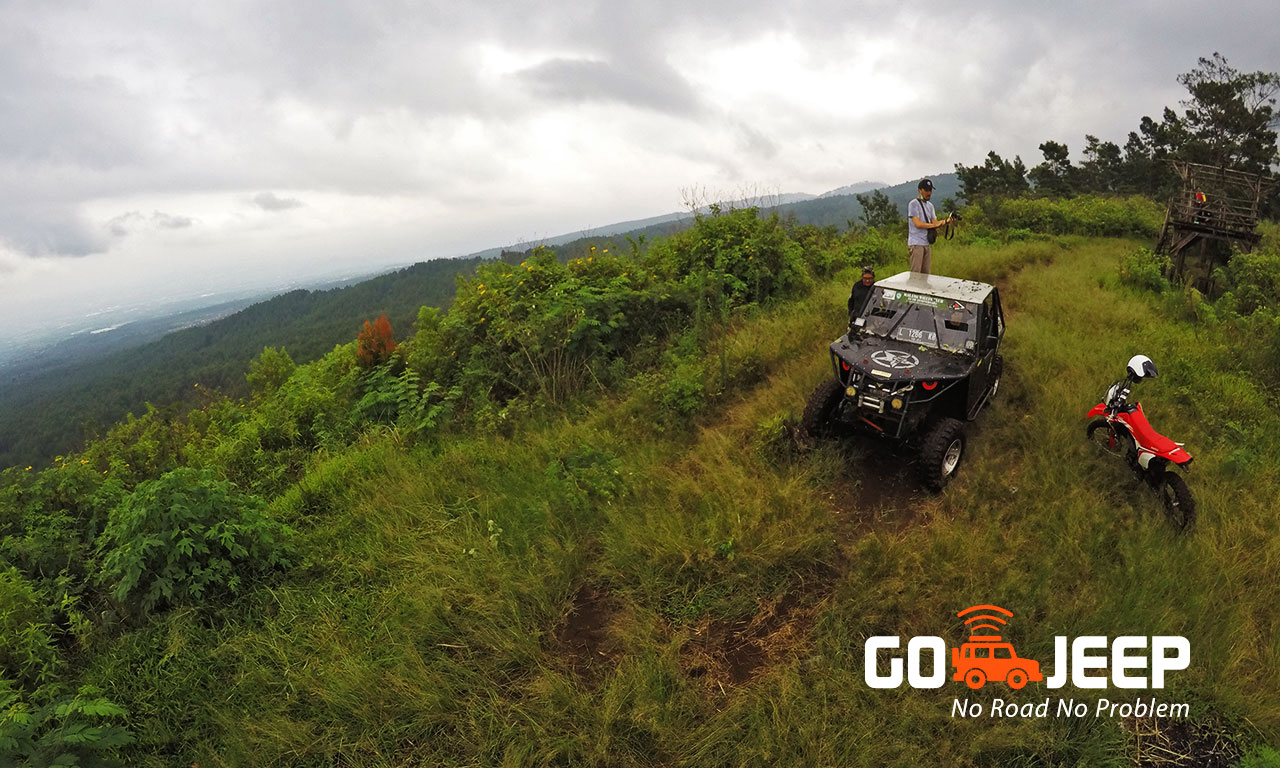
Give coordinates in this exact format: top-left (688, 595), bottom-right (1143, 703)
top-left (907, 198), bottom-right (935, 246)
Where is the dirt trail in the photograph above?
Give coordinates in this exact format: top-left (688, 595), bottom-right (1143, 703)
top-left (551, 584), bottom-right (620, 685)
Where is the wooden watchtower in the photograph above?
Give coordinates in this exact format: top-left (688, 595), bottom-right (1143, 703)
top-left (1156, 161), bottom-right (1273, 293)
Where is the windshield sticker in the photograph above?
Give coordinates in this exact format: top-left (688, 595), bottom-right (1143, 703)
top-left (896, 291), bottom-right (947, 308)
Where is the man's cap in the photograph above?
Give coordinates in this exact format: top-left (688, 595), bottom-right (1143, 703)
top-left (918, 178), bottom-right (934, 191)
top-left (861, 265), bottom-right (875, 276)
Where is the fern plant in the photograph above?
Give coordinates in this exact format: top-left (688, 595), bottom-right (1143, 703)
top-left (353, 361), bottom-right (444, 436)
top-left (0, 680), bottom-right (133, 767)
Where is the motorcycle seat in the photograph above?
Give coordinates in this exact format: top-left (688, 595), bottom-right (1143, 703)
top-left (1119, 403), bottom-right (1178, 455)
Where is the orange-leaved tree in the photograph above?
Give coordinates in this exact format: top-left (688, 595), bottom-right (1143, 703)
top-left (356, 314), bottom-right (396, 367)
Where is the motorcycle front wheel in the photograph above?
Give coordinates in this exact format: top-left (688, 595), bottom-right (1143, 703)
top-left (1086, 418), bottom-right (1128, 457)
top-left (1161, 472), bottom-right (1196, 531)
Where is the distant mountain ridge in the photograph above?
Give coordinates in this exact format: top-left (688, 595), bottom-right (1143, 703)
top-left (462, 192), bottom-right (818, 260)
top-left (818, 180), bottom-right (888, 198)
top-left (0, 173), bottom-right (958, 469)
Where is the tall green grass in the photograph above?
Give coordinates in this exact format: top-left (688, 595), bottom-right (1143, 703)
top-left (82, 237), bottom-right (1280, 765)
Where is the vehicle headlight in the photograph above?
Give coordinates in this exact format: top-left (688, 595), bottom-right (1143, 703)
top-left (846, 386), bottom-right (858, 397)
top-left (890, 397), bottom-right (904, 410)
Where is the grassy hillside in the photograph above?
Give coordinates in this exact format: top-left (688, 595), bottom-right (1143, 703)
top-left (4, 201), bottom-right (1279, 766)
top-left (0, 256), bottom-right (487, 471)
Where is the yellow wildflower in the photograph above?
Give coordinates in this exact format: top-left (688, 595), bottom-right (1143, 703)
top-left (25, 466), bottom-right (31, 471)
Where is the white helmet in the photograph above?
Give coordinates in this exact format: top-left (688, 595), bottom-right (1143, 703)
top-left (1126, 354), bottom-right (1158, 379)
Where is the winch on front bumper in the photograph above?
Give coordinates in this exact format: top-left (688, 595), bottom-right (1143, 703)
top-left (830, 348), bottom-right (962, 439)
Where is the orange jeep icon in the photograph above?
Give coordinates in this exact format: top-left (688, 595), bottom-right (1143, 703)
top-left (951, 637), bottom-right (1043, 690)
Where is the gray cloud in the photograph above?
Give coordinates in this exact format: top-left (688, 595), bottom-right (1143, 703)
top-left (514, 57), bottom-right (702, 115)
top-left (106, 211), bottom-right (195, 238)
top-left (0, 0), bottom-right (1276, 289)
top-left (0, 205), bottom-right (107, 257)
top-left (252, 192), bottom-right (304, 211)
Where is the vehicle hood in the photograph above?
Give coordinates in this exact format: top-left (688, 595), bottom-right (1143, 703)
top-left (831, 332), bottom-right (975, 382)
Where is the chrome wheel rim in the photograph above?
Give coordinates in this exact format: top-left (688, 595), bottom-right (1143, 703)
top-left (942, 438), bottom-right (963, 475)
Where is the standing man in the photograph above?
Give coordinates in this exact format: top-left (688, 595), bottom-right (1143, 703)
top-left (848, 265), bottom-right (876, 324)
top-left (907, 179), bottom-right (954, 275)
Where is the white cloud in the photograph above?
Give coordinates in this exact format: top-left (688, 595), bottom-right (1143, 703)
top-left (0, 0), bottom-right (1277, 332)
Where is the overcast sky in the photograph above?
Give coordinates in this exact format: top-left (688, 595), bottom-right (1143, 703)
top-left (1, 0), bottom-right (1278, 331)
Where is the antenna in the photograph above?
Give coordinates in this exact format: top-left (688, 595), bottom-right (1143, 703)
top-left (957, 604), bottom-right (1013, 642)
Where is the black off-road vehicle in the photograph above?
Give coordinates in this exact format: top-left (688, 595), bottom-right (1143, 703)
top-left (803, 271), bottom-right (1005, 490)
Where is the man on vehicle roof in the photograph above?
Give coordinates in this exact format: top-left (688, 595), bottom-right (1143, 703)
top-left (908, 179), bottom-right (955, 275)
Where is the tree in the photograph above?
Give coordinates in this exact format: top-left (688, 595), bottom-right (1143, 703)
top-left (1078, 135), bottom-right (1125, 193)
top-left (1028, 140), bottom-right (1075, 197)
top-left (1138, 53), bottom-right (1280, 175)
top-left (854, 189), bottom-right (901, 229)
top-left (245, 346), bottom-right (296, 400)
top-left (1177, 52), bottom-right (1280, 173)
top-left (955, 151), bottom-right (1030, 200)
top-left (356, 315), bottom-right (396, 368)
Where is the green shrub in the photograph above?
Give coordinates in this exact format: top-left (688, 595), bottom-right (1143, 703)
top-left (0, 569), bottom-right (60, 689)
top-left (845, 227), bottom-right (897, 269)
top-left (97, 468), bottom-right (295, 614)
top-left (0, 680), bottom-right (133, 767)
top-left (655, 353), bottom-right (707, 419)
top-left (1238, 745), bottom-right (1280, 768)
top-left (1118, 247), bottom-right (1170, 292)
top-left (972, 194), bottom-right (1162, 238)
top-left (1216, 248), bottom-right (1280, 315)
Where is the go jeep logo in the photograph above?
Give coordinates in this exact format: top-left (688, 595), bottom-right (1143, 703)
top-left (864, 605), bottom-right (1192, 719)
top-left (870, 350), bottom-right (919, 369)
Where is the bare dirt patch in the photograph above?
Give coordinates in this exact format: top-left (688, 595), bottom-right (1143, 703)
top-left (552, 584), bottom-right (620, 685)
top-left (682, 567), bottom-right (838, 690)
top-left (815, 439), bottom-right (934, 537)
top-left (1125, 715), bottom-right (1242, 768)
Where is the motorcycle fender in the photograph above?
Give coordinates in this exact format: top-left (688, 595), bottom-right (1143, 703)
top-left (1137, 450), bottom-right (1154, 470)
top-left (1086, 402), bottom-right (1107, 418)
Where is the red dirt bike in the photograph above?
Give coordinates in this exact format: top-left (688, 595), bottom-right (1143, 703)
top-left (1085, 355), bottom-right (1195, 530)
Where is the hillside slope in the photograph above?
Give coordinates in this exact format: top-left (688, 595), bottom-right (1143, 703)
top-left (69, 235), bottom-right (1280, 765)
top-left (0, 256), bottom-right (486, 469)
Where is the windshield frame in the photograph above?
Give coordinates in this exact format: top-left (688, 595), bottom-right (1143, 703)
top-left (857, 286), bottom-right (979, 354)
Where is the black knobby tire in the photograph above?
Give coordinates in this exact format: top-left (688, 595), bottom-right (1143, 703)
top-left (801, 378), bottom-right (845, 439)
top-left (1086, 418), bottom-right (1129, 457)
top-left (919, 417), bottom-right (966, 491)
top-left (989, 353), bottom-right (1003, 402)
top-left (1161, 472), bottom-right (1196, 531)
